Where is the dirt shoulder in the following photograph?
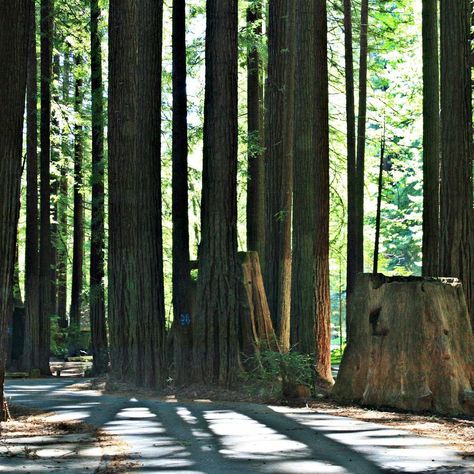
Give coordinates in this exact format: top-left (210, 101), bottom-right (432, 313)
top-left (0, 405), bottom-right (135, 473)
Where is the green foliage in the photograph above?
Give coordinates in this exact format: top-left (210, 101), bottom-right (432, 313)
top-left (50, 316), bottom-right (67, 358)
top-left (241, 349), bottom-right (314, 398)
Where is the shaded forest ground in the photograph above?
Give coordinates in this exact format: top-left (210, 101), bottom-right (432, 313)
top-left (0, 405), bottom-right (134, 472)
top-left (67, 377), bottom-right (474, 460)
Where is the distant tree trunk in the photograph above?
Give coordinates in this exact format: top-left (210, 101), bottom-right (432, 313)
top-left (291, 0), bottom-right (332, 386)
top-left (108, 0), bottom-right (166, 388)
top-left (90, 0), bottom-right (108, 375)
top-left (422, 0), bottom-right (441, 277)
top-left (69, 55), bottom-right (84, 329)
top-left (264, 0), bottom-right (295, 352)
top-left (0, 0), bottom-right (30, 421)
top-left (353, 0), bottom-right (369, 292)
top-left (57, 50), bottom-right (70, 330)
top-left (51, 53), bottom-right (60, 315)
top-left (439, 0), bottom-right (474, 323)
top-left (22, 1), bottom-right (41, 373)
top-left (171, 0), bottom-right (192, 384)
top-left (345, 0), bottom-right (358, 296)
top-left (192, 0), bottom-right (240, 387)
top-left (246, 1), bottom-right (265, 260)
top-left (38, 0), bottom-right (54, 375)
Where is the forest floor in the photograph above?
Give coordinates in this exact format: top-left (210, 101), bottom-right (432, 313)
top-left (84, 377), bottom-right (474, 461)
top-left (0, 404), bottom-right (135, 472)
top-left (3, 377), bottom-right (473, 473)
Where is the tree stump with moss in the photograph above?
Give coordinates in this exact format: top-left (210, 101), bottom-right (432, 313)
top-left (332, 274), bottom-right (474, 416)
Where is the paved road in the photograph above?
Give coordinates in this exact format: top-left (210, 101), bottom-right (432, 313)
top-left (4, 378), bottom-right (473, 473)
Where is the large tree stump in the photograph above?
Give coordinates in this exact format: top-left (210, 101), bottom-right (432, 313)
top-left (239, 252), bottom-right (280, 357)
top-left (332, 274), bottom-right (474, 416)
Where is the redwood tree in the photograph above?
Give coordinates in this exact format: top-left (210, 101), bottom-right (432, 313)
top-left (108, 0), bottom-right (166, 387)
top-left (291, 0), bottom-right (332, 385)
top-left (439, 0), bottom-right (473, 321)
top-left (345, 0), bottom-right (358, 296)
top-left (351, 0), bottom-right (369, 300)
top-left (192, 0), bottom-right (240, 387)
top-left (171, 0), bottom-right (192, 384)
top-left (422, 0), bottom-right (441, 277)
top-left (90, 0), bottom-right (108, 374)
top-left (247, 0), bottom-right (265, 260)
top-left (0, 0), bottom-right (30, 419)
top-left (38, 0), bottom-right (54, 374)
top-left (69, 55), bottom-right (84, 329)
top-left (22, 1), bottom-right (41, 372)
top-left (264, 0), bottom-right (295, 351)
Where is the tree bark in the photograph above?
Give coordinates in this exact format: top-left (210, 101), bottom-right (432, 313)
top-left (239, 252), bottom-right (280, 358)
top-left (333, 274), bottom-right (474, 416)
top-left (192, 0), bottom-right (240, 387)
top-left (90, 0), bottom-right (108, 375)
top-left (246, 1), bottom-right (265, 260)
top-left (291, 0), bottom-right (332, 386)
top-left (22, 1), bottom-right (41, 373)
top-left (345, 0), bottom-right (358, 296)
top-left (38, 0), bottom-right (54, 375)
top-left (171, 0), bottom-right (192, 385)
top-left (108, 0), bottom-right (166, 388)
top-left (422, 0), bottom-right (441, 277)
top-left (264, 0), bottom-right (295, 352)
top-left (353, 0), bottom-right (369, 297)
top-left (0, 0), bottom-right (30, 421)
top-left (69, 55), bottom-right (84, 329)
top-left (57, 50), bottom-right (70, 330)
top-left (439, 0), bottom-right (473, 323)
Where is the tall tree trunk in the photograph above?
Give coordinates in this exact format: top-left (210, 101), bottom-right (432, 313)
top-left (353, 0), bottom-right (369, 290)
top-left (422, 0), bottom-right (441, 277)
top-left (171, 0), bottom-right (191, 384)
top-left (246, 1), bottom-right (265, 260)
top-left (57, 50), bottom-right (70, 329)
top-left (108, 0), bottom-right (166, 388)
top-left (0, 0), bottom-right (30, 421)
top-left (291, 0), bottom-right (332, 386)
top-left (51, 53), bottom-right (59, 316)
top-left (22, 1), bottom-right (41, 373)
top-left (90, 0), bottom-right (108, 375)
top-left (69, 56), bottom-right (84, 329)
top-left (263, 0), bottom-right (295, 352)
top-left (439, 0), bottom-right (474, 322)
top-left (345, 0), bottom-right (358, 296)
top-left (38, 0), bottom-right (54, 375)
top-left (192, 0), bottom-right (240, 387)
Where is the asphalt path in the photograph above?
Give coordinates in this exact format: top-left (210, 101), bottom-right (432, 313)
top-left (4, 378), bottom-right (473, 473)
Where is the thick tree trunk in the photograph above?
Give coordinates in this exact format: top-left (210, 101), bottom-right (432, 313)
top-left (439, 0), bottom-right (473, 323)
top-left (0, 0), bottom-right (30, 421)
top-left (291, 0), bottom-right (332, 386)
top-left (38, 0), bottom-right (54, 375)
top-left (422, 0), bottom-right (440, 277)
top-left (192, 0), bottom-right (240, 387)
top-left (69, 56), bottom-right (84, 329)
top-left (108, 0), bottom-right (166, 388)
top-left (345, 0), bottom-right (358, 296)
top-left (333, 274), bottom-right (474, 416)
top-left (90, 0), bottom-right (108, 375)
top-left (246, 1), bottom-right (265, 260)
top-left (239, 252), bottom-right (279, 358)
top-left (264, 0), bottom-right (295, 352)
top-left (22, 1), bottom-right (41, 373)
top-left (171, 0), bottom-right (192, 385)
